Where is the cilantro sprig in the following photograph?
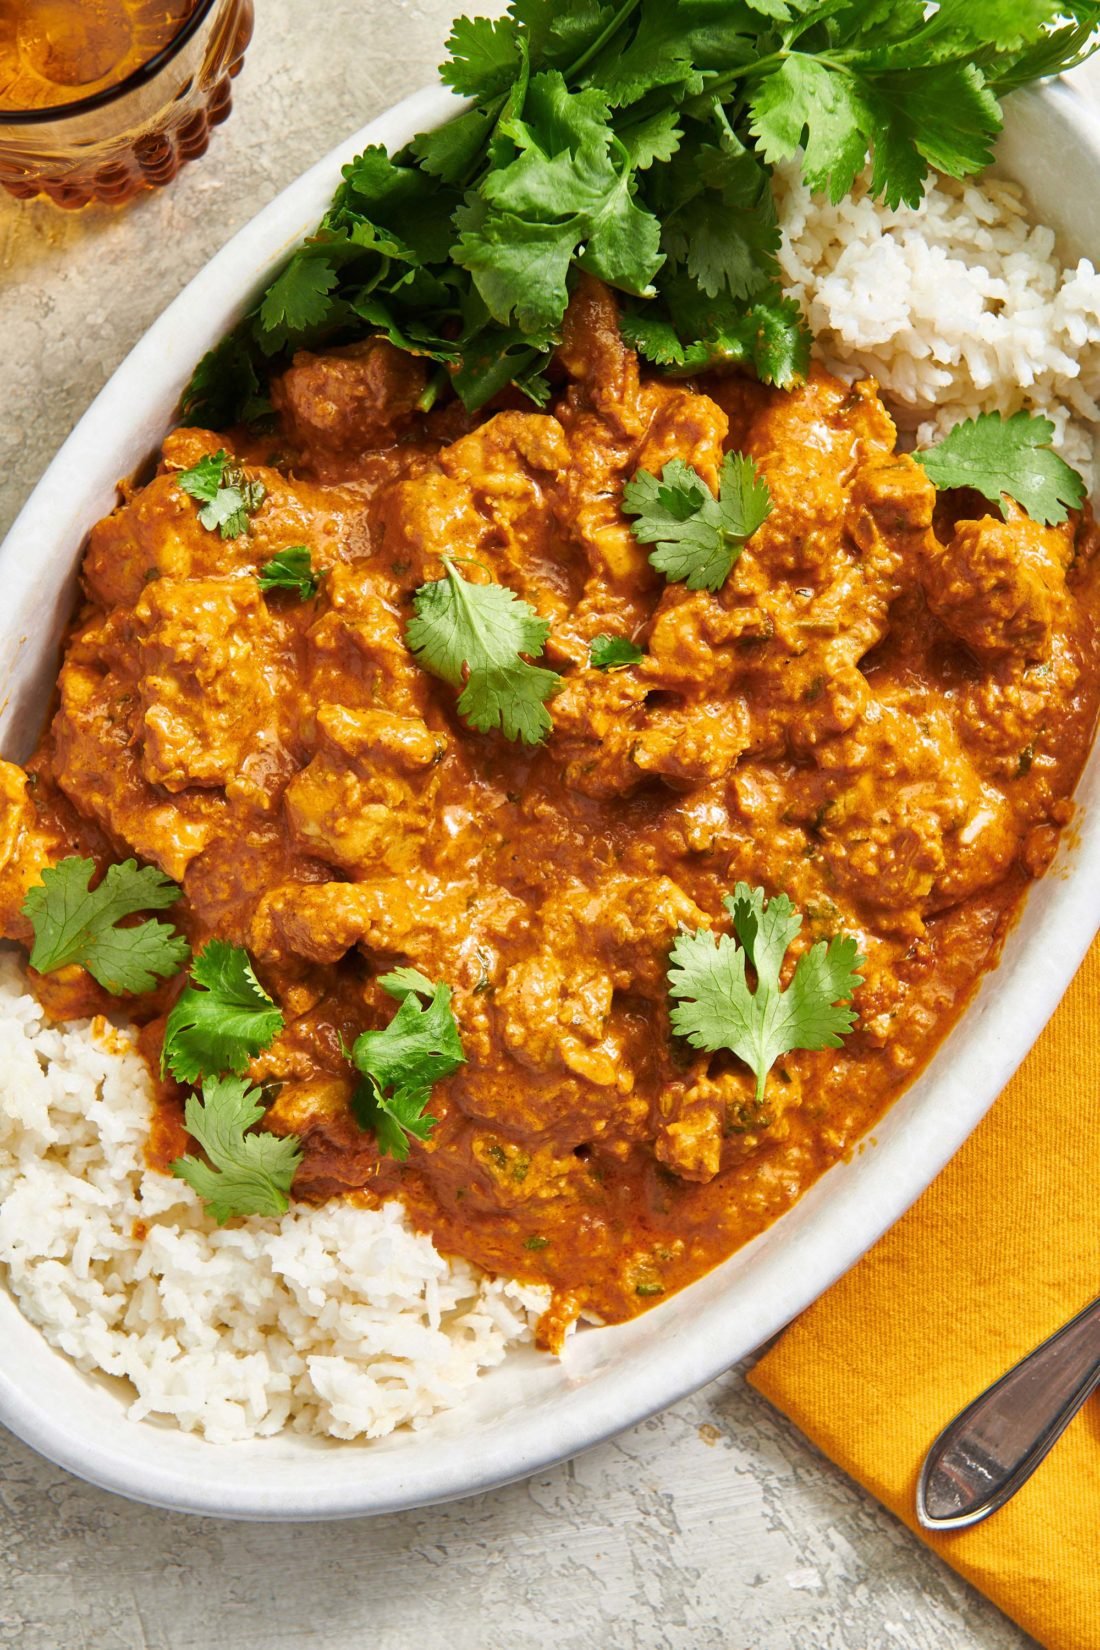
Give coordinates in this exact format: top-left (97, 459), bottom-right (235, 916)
top-left (406, 557), bottom-right (560, 744)
top-left (669, 884), bottom-right (864, 1102)
top-left (177, 449), bottom-right (266, 539)
top-left (162, 940), bottom-right (285, 1086)
top-left (915, 411), bottom-right (1087, 527)
top-left (182, 3), bottom-right (1100, 426)
top-left (22, 856), bottom-right (189, 996)
top-left (623, 452), bottom-right (771, 592)
top-left (257, 545), bottom-right (321, 599)
top-left (171, 1074), bottom-right (302, 1225)
top-left (350, 970), bottom-right (466, 1161)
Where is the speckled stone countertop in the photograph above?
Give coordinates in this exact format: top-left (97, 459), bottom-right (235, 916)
top-left (0, 5), bottom-right (1075, 1645)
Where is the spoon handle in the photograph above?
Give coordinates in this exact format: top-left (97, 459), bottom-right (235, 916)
top-left (916, 1294), bottom-right (1100, 1530)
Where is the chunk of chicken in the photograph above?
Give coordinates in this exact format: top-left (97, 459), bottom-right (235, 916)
top-left (495, 951), bottom-right (626, 1089)
top-left (284, 751), bottom-right (433, 877)
top-left (815, 701), bottom-right (1018, 924)
top-left (305, 568), bottom-right (426, 717)
top-left (923, 505), bottom-right (1072, 661)
top-left (251, 879), bottom-right (434, 964)
top-left (134, 577), bottom-right (291, 796)
top-left (570, 872), bottom-right (709, 993)
top-left (52, 660), bottom-right (219, 881)
top-left (553, 279), bottom-right (729, 592)
top-left (0, 763), bottom-right (69, 941)
top-left (315, 704), bottom-right (444, 772)
top-left (271, 338), bottom-right (429, 472)
top-left (379, 411), bottom-right (570, 609)
top-left (283, 700), bottom-right (445, 876)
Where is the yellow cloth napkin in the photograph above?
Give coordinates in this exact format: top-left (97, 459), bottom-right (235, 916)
top-left (749, 935), bottom-right (1100, 1650)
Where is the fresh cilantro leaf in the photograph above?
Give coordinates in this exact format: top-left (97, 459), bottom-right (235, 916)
top-left (336, 147), bottom-right (459, 266)
top-left (668, 883), bottom-right (865, 1102)
top-left (750, 56), bottom-right (872, 204)
top-left (406, 557), bottom-right (560, 744)
top-left (352, 1077), bottom-right (437, 1162)
top-left (441, 13), bottom-right (521, 98)
top-left (454, 200), bottom-right (579, 332)
top-left (589, 635), bottom-right (644, 670)
top-left (734, 292), bottom-right (813, 387)
top-left (745, 15), bottom-right (1022, 209)
top-left (350, 293), bottom-right (460, 365)
top-left (171, 1074), bottom-right (302, 1225)
top-left (914, 411), bottom-right (1087, 526)
top-left (623, 451), bottom-right (772, 592)
top-left (592, 3), bottom-right (704, 108)
top-left (340, 144), bottom-right (434, 213)
top-left (350, 976), bottom-right (465, 1161)
top-left (509, 0), bottom-right (617, 72)
top-left (856, 81), bottom-right (929, 210)
top-left (257, 546), bottom-right (320, 600)
top-left (616, 108), bottom-right (684, 172)
top-left (743, 0), bottom-right (791, 17)
top-left (180, 330), bottom-right (271, 430)
top-left (411, 106), bottom-right (495, 184)
top-left (619, 310), bottom-right (691, 367)
top-left (451, 332), bottom-right (555, 411)
top-left (259, 254), bottom-right (340, 338)
top-left (175, 449), bottom-right (225, 505)
top-left (656, 142), bottom-right (780, 303)
top-left (849, 0), bottom-right (1064, 71)
top-left (378, 966), bottom-right (439, 1000)
top-left (513, 360), bottom-right (553, 407)
top-left (989, 12), bottom-right (1100, 94)
top-left (456, 70), bottom-right (664, 328)
top-left (587, 0), bottom-right (762, 110)
top-left (162, 940), bottom-right (284, 1086)
top-left (749, 50), bottom-right (1005, 212)
top-left (218, 479), bottom-right (266, 538)
top-left (177, 449), bottom-right (266, 540)
top-left (22, 856), bottom-right (188, 996)
top-left (872, 64), bottom-right (1001, 200)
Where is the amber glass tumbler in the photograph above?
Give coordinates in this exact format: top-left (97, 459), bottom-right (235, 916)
top-left (0, 0), bottom-right (254, 208)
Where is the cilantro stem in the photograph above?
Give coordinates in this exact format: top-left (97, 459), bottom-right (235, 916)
top-left (417, 366), bottom-right (449, 414)
top-left (683, 51), bottom-right (790, 115)
top-left (687, 46), bottom-right (871, 118)
top-left (462, 90), bottom-right (509, 192)
top-left (441, 555), bottom-right (480, 626)
top-left (566, 0), bottom-right (643, 82)
top-left (706, 95), bottom-right (742, 152)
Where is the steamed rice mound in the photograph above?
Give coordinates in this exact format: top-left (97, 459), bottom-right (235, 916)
top-left (775, 161), bottom-right (1100, 481)
top-left (0, 955), bottom-right (545, 1443)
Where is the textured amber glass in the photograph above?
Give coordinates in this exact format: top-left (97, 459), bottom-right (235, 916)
top-left (0, 0), bottom-right (254, 208)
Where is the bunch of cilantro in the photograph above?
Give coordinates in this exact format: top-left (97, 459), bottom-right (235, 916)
top-left (183, 0), bottom-right (1100, 427)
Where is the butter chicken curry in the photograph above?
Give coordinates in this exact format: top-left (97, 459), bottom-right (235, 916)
top-left (2, 278), bottom-right (1098, 1345)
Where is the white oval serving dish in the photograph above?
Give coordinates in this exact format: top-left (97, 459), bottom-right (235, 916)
top-left (2, 79), bottom-right (1100, 1522)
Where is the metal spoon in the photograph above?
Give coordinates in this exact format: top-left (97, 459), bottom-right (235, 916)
top-left (916, 1293), bottom-right (1100, 1530)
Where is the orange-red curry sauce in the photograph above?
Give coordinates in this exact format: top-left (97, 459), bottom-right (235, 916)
top-left (3, 280), bottom-right (1099, 1345)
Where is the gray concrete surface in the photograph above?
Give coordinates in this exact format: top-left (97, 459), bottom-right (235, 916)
top-left (0, 3), bottom-right (1052, 1645)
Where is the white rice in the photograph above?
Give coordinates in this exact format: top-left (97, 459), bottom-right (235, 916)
top-left (0, 954), bottom-right (546, 1444)
top-left (775, 160), bottom-right (1100, 482)
top-left (3, 161), bottom-right (1099, 1445)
